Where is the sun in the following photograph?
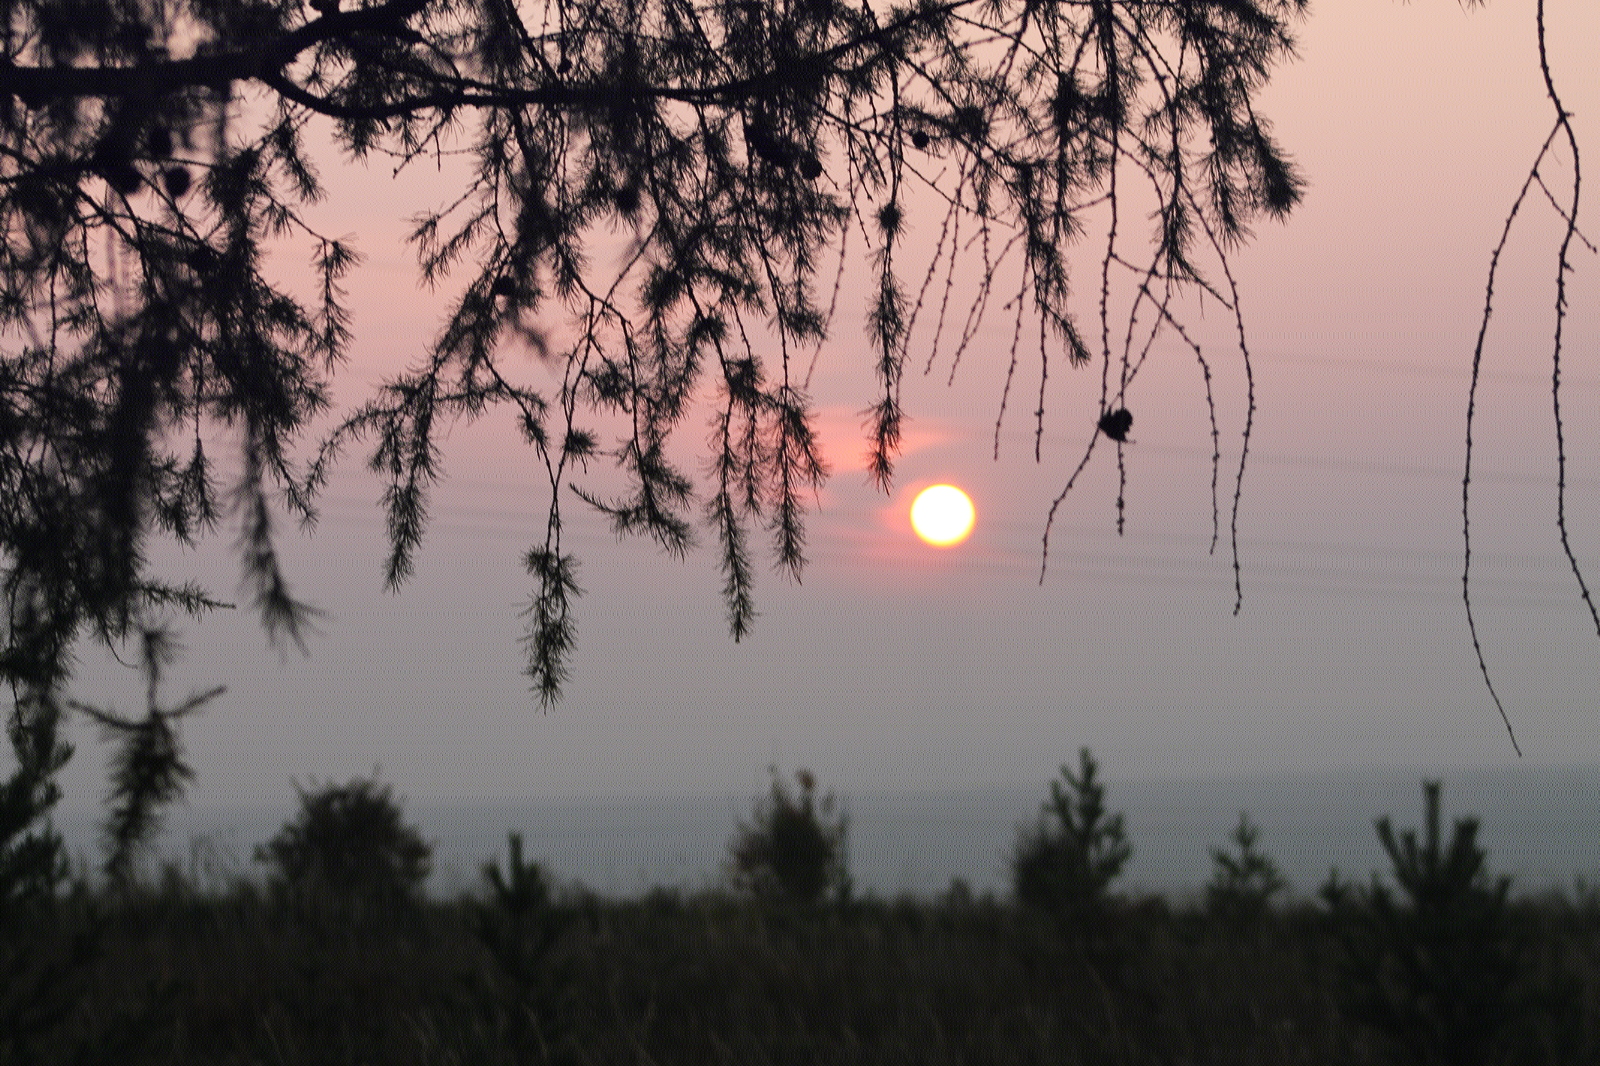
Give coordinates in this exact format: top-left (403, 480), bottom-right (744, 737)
top-left (910, 485), bottom-right (976, 547)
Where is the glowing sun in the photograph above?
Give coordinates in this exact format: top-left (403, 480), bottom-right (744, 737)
top-left (910, 485), bottom-right (976, 547)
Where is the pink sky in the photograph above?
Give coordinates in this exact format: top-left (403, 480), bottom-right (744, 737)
top-left (54, 0), bottom-right (1600, 810)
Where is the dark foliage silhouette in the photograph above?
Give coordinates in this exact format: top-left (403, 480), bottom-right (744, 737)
top-left (8, 776), bottom-right (1600, 1062)
top-left (728, 766), bottom-right (849, 905)
top-left (1013, 747), bottom-right (1130, 921)
top-left (1322, 780), bottom-right (1528, 1066)
top-left (1205, 811), bottom-right (1284, 923)
top-left (470, 831), bottom-right (579, 1063)
top-left (0, 0), bottom-right (1579, 858)
top-left (0, 789), bottom-right (83, 1066)
top-left (0, 722), bottom-right (67, 918)
top-left (67, 628), bottom-right (223, 888)
top-left (255, 774), bottom-right (432, 905)
top-left (0, 0), bottom-right (1310, 752)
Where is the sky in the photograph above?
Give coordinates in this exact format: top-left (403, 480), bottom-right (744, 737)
top-left (50, 0), bottom-right (1600, 812)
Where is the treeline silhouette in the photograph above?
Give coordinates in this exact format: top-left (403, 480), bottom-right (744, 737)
top-left (4, 753), bottom-right (1599, 1065)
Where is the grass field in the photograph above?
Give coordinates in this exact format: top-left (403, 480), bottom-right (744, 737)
top-left (6, 866), bottom-right (1600, 1065)
top-left (8, 767), bottom-right (1599, 1065)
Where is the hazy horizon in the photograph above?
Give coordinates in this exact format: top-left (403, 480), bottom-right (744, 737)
top-left (48, 763), bottom-right (1600, 903)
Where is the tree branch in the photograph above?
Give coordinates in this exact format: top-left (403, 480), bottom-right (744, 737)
top-left (0, 0), bottom-right (433, 105)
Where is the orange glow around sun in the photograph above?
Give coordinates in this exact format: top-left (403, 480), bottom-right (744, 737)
top-left (910, 485), bottom-right (976, 547)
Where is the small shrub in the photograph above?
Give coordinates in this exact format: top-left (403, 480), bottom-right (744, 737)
top-left (254, 775), bottom-right (431, 906)
top-left (727, 766), bottom-right (849, 905)
top-left (1328, 780), bottom-right (1526, 1066)
top-left (471, 833), bottom-right (576, 1063)
top-left (475, 832), bottom-right (562, 978)
top-left (1013, 747), bottom-right (1131, 920)
top-left (1206, 812), bottom-right (1286, 922)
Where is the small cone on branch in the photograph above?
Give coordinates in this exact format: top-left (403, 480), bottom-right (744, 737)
top-left (1098, 408), bottom-right (1133, 442)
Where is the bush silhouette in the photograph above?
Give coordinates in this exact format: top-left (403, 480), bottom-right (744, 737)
top-left (255, 776), bottom-right (431, 906)
top-left (1206, 812), bottom-right (1286, 922)
top-left (470, 833), bottom-right (577, 1063)
top-left (727, 767), bottom-right (849, 905)
top-left (1013, 748), bottom-right (1131, 920)
top-left (1325, 780), bottom-right (1525, 1066)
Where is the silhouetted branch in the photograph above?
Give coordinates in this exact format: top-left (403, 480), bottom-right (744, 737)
top-left (70, 650), bottom-right (223, 888)
top-left (1461, 0), bottom-right (1598, 756)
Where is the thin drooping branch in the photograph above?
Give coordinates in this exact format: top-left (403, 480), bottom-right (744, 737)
top-left (1462, 130), bottom-right (1546, 759)
top-left (1534, 0), bottom-right (1600, 648)
top-left (1462, 0), bottom-right (1598, 757)
top-left (1196, 208), bottom-right (1254, 619)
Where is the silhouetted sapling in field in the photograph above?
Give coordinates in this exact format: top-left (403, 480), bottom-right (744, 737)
top-left (1323, 780), bottom-right (1527, 1066)
top-left (1013, 748), bottom-right (1131, 923)
top-left (1206, 812), bottom-right (1286, 923)
top-left (255, 775), bottom-right (432, 907)
top-left (728, 767), bottom-right (850, 906)
top-left (470, 831), bottom-right (578, 1064)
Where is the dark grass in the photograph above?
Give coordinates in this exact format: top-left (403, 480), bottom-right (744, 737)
top-left (11, 875), bottom-right (1600, 1065)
